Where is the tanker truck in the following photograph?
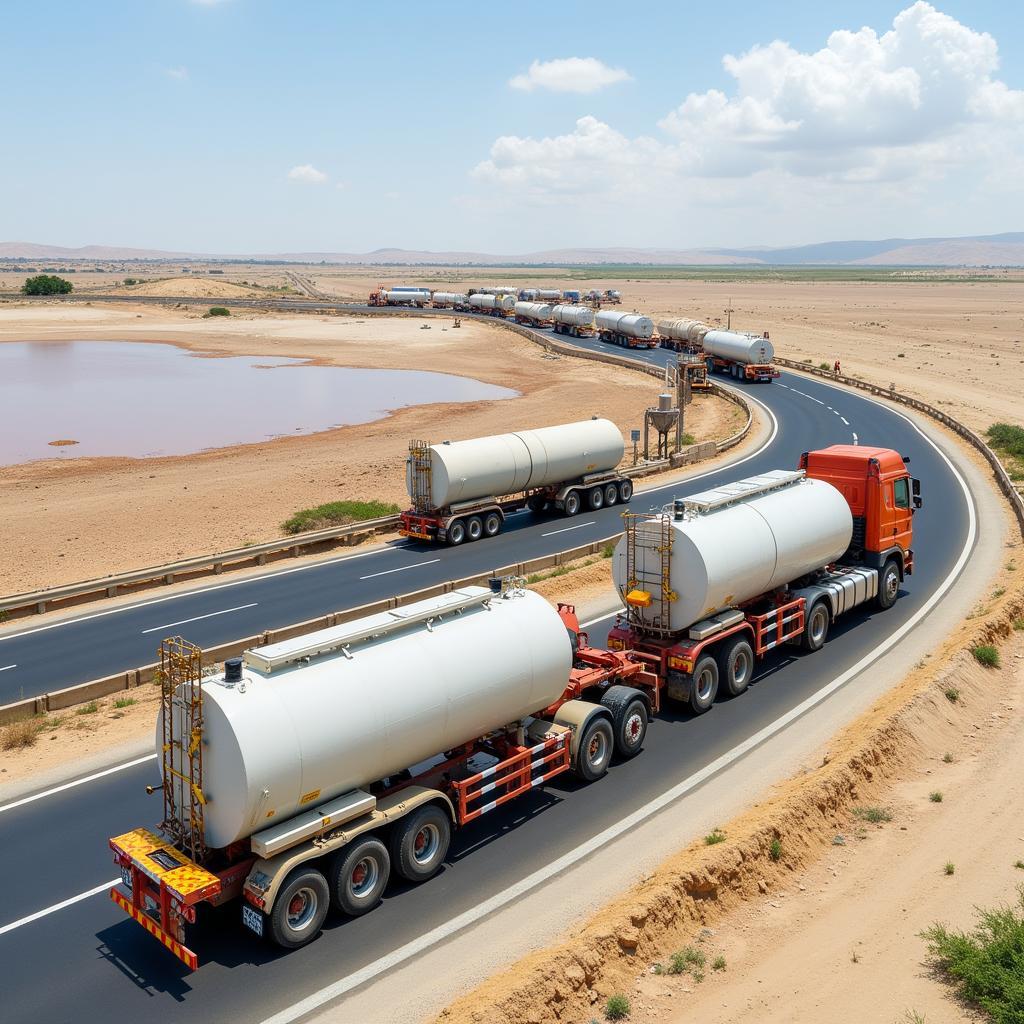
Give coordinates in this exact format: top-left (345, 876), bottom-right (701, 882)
top-left (607, 445), bottom-right (920, 714)
top-left (381, 288), bottom-right (430, 308)
top-left (399, 418), bottom-right (633, 545)
top-left (108, 583), bottom-right (656, 969)
top-left (551, 303), bottom-right (595, 337)
top-left (703, 329), bottom-right (779, 382)
top-left (468, 293), bottom-right (515, 317)
top-left (514, 300), bottom-right (554, 326)
top-left (431, 291), bottom-right (468, 310)
top-left (596, 310), bottom-right (658, 349)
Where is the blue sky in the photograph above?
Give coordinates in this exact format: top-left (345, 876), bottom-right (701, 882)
top-left (2, 0), bottom-right (1021, 253)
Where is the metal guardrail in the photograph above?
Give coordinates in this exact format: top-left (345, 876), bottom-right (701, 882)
top-left (0, 535), bottom-right (622, 725)
top-left (775, 358), bottom-right (1024, 535)
top-left (0, 318), bottom-right (752, 620)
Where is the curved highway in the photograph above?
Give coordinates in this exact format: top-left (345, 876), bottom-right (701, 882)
top-left (0, 313), bottom-right (976, 1024)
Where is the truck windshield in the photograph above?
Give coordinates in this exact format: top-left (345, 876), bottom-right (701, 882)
top-left (893, 477), bottom-right (910, 510)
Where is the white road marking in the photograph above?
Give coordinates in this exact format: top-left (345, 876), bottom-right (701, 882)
top-left (140, 602), bottom-right (258, 635)
top-left (0, 754), bottom-right (157, 815)
top-left (541, 521), bottom-right (596, 537)
top-left (256, 389), bottom-right (977, 1024)
top-left (359, 559), bottom-right (440, 581)
top-left (0, 543), bottom-right (417, 644)
top-left (852, 433), bottom-right (859, 444)
top-left (0, 880), bottom-right (118, 937)
top-left (0, 664), bottom-right (16, 672)
top-left (840, 416), bottom-right (850, 425)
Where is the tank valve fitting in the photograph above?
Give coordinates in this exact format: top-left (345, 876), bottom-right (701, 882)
top-left (225, 657), bottom-right (243, 685)
top-left (673, 499), bottom-right (685, 521)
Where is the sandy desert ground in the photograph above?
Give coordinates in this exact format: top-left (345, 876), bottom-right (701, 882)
top-left (0, 303), bottom-right (741, 594)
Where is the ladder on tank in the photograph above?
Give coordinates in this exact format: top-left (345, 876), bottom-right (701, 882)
top-left (622, 512), bottom-right (676, 635)
top-left (408, 440), bottom-right (433, 513)
top-left (156, 637), bottom-right (208, 863)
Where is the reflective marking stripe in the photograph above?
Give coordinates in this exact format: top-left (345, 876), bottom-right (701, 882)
top-left (110, 888), bottom-right (198, 971)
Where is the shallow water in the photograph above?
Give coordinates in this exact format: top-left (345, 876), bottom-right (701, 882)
top-left (0, 340), bottom-right (518, 464)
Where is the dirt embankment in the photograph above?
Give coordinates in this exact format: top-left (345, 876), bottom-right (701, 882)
top-left (0, 304), bottom-right (742, 594)
top-left (436, 575), bottom-right (1024, 1024)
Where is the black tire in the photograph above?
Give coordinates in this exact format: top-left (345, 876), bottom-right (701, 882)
top-left (389, 804), bottom-right (451, 884)
top-left (483, 512), bottom-right (502, 537)
top-left (446, 519), bottom-right (466, 546)
top-left (600, 685), bottom-right (648, 758)
top-left (689, 655), bottom-right (719, 714)
top-left (588, 487), bottom-right (605, 511)
top-left (572, 715), bottom-right (614, 781)
top-left (603, 483), bottom-right (619, 507)
top-left (466, 516), bottom-right (483, 542)
top-left (802, 600), bottom-right (830, 652)
top-left (877, 559), bottom-right (900, 610)
top-left (617, 479), bottom-right (633, 503)
top-left (564, 490), bottom-right (581, 516)
top-left (268, 868), bottom-right (330, 950)
top-left (526, 495), bottom-right (545, 513)
top-left (717, 635), bottom-right (754, 697)
top-left (327, 837), bottom-right (390, 917)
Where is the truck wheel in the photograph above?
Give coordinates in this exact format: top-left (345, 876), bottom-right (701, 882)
top-left (802, 600), bottom-right (830, 651)
top-left (390, 804), bottom-right (451, 883)
top-left (483, 512), bottom-right (502, 537)
top-left (446, 520), bottom-right (466, 546)
top-left (526, 495), bottom-right (545, 513)
top-left (617, 479), bottom-right (633, 503)
top-left (327, 837), bottom-right (390, 917)
top-left (268, 867), bottom-right (329, 950)
top-left (600, 685), bottom-right (648, 758)
top-left (877, 560), bottom-right (900, 610)
top-left (564, 490), bottom-right (581, 516)
top-left (466, 516), bottom-right (483, 542)
top-left (689, 655), bottom-right (719, 714)
top-left (588, 487), bottom-right (605, 511)
top-left (718, 636), bottom-right (754, 697)
top-left (603, 483), bottom-right (619, 507)
top-left (573, 715), bottom-right (614, 781)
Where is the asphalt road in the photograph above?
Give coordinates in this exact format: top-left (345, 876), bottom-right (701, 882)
top-left (0, 311), bottom-right (975, 1024)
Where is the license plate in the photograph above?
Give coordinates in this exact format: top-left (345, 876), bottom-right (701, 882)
top-left (241, 904), bottom-right (263, 937)
top-left (120, 866), bottom-right (132, 891)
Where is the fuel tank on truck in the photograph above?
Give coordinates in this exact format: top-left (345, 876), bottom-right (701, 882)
top-left (612, 471), bottom-right (853, 633)
top-left (514, 301), bottom-right (554, 322)
top-left (409, 418), bottom-right (624, 509)
top-left (703, 330), bottom-right (774, 365)
top-left (551, 304), bottom-right (594, 327)
top-left (160, 587), bottom-right (572, 850)
top-left (595, 311), bottom-right (655, 339)
top-left (657, 318), bottom-right (703, 342)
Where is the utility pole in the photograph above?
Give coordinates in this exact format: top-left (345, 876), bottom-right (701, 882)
top-left (725, 298), bottom-right (735, 330)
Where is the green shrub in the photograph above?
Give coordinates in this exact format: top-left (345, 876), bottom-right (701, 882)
top-left (986, 422), bottom-right (1024, 460)
top-left (602, 543), bottom-right (615, 558)
top-left (922, 887), bottom-right (1024, 1022)
top-left (282, 499), bottom-right (400, 535)
top-left (945, 687), bottom-right (961, 703)
top-left (852, 806), bottom-right (892, 824)
top-left (704, 829), bottom-right (726, 845)
top-left (972, 645), bottom-right (1001, 668)
top-left (604, 994), bottom-right (630, 1020)
top-left (22, 274), bottom-right (72, 295)
top-left (113, 697), bottom-right (137, 709)
top-left (75, 701), bottom-right (99, 715)
top-left (769, 837), bottom-right (783, 861)
top-left (681, 432), bottom-right (696, 445)
top-left (944, 862), bottom-right (956, 876)
top-left (668, 946), bottom-right (705, 975)
top-left (1013, 618), bottom-right (1024, 632)
top-left (819, 361), bottom-right (831, 370)
top-left (1, 719), bottom-right (39, 750)
top-left (942, 752), bottom-right (954, 763)
top-left (205, 306), bottom-right (231, 317)
top-left (930, 791), bottom-right (943, 803)
top-left (712, 954), bottom-right (726, 971)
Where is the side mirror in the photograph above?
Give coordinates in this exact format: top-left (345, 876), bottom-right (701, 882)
top-left (913, 496), bottom-right (923, 509)
top-left (912, 478), bottom-right (921, 496)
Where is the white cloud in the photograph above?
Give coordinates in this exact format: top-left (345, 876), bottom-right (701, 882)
top-left (287, 164), bottom-right (328, 185)
top-left (509, 57), bottom-right (631, 94)
top-left (476, 2), bottom-right (1023, 212)
top-left (165, 66), bottom-right (189, 81)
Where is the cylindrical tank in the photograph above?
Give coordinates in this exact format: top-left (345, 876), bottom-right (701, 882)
top-left (477, 286), bottom-right (518, 295)
top-left (514, 301), bottom-right (553, 322)
top-left (383, 290), bottom-right (427, 305)
top-left (469, 293), bottom-right (514, 312)
top-left (657, 318), bottom-right (703, 342)
top-left (432, 292), bottom-right (467, 306)
top-left (612, 476), bottom-right (852, 633)
top-left (518, 289), bottom-right (539, 300)
top-left (537, 289), bottom-right (562, 300)
top-left (167, 588), bottom-right (572, 849)
top-left (388, 286), bottom-right (430, 293)
top-left (596, 310), bottom-right (654, 339)
top-left (703, 330), bottom-right (774, 365)
top-left (687, 322), bottom-right (711, 345)
top-left (410, 418), bottom-right (623, 509)
top-left (552, 304), bottom-right (594, 327)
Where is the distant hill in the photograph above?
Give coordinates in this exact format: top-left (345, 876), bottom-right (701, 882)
top-left (1, 233), bottom-right (1022, 266)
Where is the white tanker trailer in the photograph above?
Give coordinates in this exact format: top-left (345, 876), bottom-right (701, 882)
top-left (430, 291), bottom-right (468, 309)
top-left (468, 293), bottom-right (515, 316)
top-left (400, 418), bottom-right (632, 545)
top-left (383, 289), bottom-right (430, 308)
top-left (596, 310), bottom-right (657, 350)
top-left (551, 303), bottom-right (595, 337)
top-left (702, 329), bottom-right (779, 382)
top-left (109, 584), bottom-right (654, 967)
top-left (513, 300), bottom-right (554, 325)
top-left (609, 444), bottom-right (919, 714)
top-left (536, 289), bottom-right (563, 301)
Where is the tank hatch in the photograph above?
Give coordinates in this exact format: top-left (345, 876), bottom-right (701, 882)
top-left (682, 469), bottom-right (805, 516)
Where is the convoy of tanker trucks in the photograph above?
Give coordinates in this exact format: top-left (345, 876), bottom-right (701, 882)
top-left (109, 439), bottom-right (920, 969)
